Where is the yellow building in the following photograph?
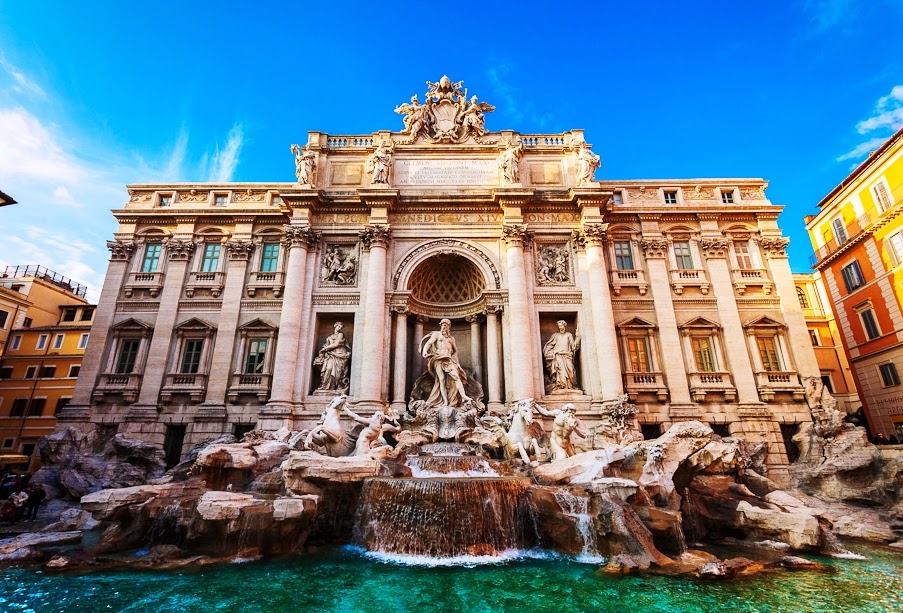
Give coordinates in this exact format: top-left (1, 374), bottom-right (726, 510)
top-left (0, 266), bottom-right (92, 471)
top-left (806, 126), bottom-right (903, 437)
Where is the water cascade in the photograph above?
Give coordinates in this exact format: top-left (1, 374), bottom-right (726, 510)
top-left (551, 489), bottom-right (603, 561)
top-left (353, 445), bottom-right (536, 559)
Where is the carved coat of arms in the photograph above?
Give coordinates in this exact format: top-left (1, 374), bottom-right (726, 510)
top-left (394, 75), bottom-right (495, 144)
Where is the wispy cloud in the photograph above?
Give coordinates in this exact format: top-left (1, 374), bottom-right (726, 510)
top-left (0, 53), bottom-right (46, 99)
top-left (207, 123), bottom-right (243, 182)
top-left (485, 61), bottom-right (553, 131)
top-left (800, 0), bottom-right (857, 33)
top-left (837, 84), bottom-right (903, 162)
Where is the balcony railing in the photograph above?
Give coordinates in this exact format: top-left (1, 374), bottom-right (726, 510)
top-left (124, 271), bottom-right (164, 298)
top-left (185, 271), bottom-right (225, 298)
top-left (623, 371), bottom-right (667, 401)
top-left (160, 372), bottom-right (208, 403)
top-left (754, 371), bottom-right (804, 402)
top-left (669, 269), bottom-right (710, 295)
top-left (228, 372), bottom-right (272, 402)
top-left (810, 188), bottom-right (903, 266)
top-left (609, 269), bottom-right (648, 296)
top-left (246, 271), bottom-right (285, 297)
top-left (93, 372), bottom-right (142, 403)
top-left (730, 268), bottom-right (773, 295)
top-left (0, 264), bottom-right (88, 297)
top-left (688, 371), bottom-right (736, 402)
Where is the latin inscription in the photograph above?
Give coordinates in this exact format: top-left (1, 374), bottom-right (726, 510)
top-left (394, 159), bottom-right (498, 186)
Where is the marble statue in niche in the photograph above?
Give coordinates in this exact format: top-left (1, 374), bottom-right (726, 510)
top-left (321, 245), bottom-right (358, 286)
top-left (419, 318), bottom-right (472, 408)
top-left (543, 320), bottom-right (581, 393)
top-left (313, 322), bottom-right (351, 393)
top-left (536, 245), bottom-right (571, 284)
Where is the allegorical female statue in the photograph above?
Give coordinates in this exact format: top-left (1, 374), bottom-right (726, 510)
top-left (543, 320), bottom-right (580, 392)
top-left (314, 322), bottom-right (351, 393)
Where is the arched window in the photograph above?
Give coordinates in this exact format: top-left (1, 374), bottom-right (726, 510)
top-left (796, 287), bottom-right (809, 309)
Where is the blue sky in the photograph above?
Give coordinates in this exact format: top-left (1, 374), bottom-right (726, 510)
top-left (1, 1), bottom-right (902, 300)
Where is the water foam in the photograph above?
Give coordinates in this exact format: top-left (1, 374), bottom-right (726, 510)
top-left (345, 545), bottom-right (561, 567)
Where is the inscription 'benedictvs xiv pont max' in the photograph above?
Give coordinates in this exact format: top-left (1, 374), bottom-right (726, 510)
top-left (56, 75), bottom-right (822, 482)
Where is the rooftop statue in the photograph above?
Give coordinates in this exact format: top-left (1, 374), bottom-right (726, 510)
top-left (575, 143), bottom-right (601, 187)
top-left (290, 144), bottom-right (317, 186)
top-left (498, 139), bottom-right (524, 185)
top-left (395, 76), bottom-right (495, 144)
top-left (366, 140), bottom-right (394, 185)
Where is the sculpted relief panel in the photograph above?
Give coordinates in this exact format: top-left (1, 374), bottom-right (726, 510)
top-left (320, 244), bottom-right (359, 286)
top-left (536, 244), bottom-right (573, 285)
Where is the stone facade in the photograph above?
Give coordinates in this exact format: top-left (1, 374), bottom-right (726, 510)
top-left (59, 78), bottom-right (817, 480)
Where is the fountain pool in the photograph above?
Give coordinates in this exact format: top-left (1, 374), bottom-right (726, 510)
top-left (3, 544), bottom-right (902, 612)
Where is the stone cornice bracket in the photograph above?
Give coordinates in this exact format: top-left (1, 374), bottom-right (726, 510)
top-left (107, 239), bottom-right (135, 261)
top-left (570, 229), bottom-right (587, 250)
top-left (501, 223), bottom-right (533, 247)
top-left (756, 236), bottom-right (790, 258)
top-left (225, 240), bottom-right (255, 261)
top-left (640, 238), bottom-right (670, 259)
top-left (359, 225), bottom-right (391, 250)
top-left (699, 238), bottom-right (731, 259)
top-left (164, 239), bottom-right (197, 261)
top-left (282, 224), bottom-right (320, 249)
top-left (580, 222), bottom-right (609, 246)
top-left (697, 213), bottom-right (720, 222)
top-left (359, 189), bottom-right (399, 210)
top-left (277, 190), bottom-right (322, 212)
top-left (572, 193), bottom-right (610, 210)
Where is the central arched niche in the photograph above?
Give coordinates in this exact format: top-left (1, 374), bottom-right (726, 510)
top-left (407, 254), bottom-right (485, 306)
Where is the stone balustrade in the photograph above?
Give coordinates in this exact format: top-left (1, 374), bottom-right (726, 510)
top-left (669, 269), bottom-right (710, 295)
top-left (688, 372), bottom-right (737, 402)
top-left (92, 373), bottom-right (143, 404)
top-left (609, 269), bottom-right (648, 296)
top-left (730, 268), bottom-right (773, 295)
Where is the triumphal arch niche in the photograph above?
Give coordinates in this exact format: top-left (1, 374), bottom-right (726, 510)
top-left (76, 75), bottom-right (817, 477)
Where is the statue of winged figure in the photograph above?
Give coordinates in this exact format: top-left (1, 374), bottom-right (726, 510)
top-left (426, 75), bottom-right (465, 101)
top-left (394, 94), bottom-right (433, 143)
top-left (458, 95), bottom-right (495, 137)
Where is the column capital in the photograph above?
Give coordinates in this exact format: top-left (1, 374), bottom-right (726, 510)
top-left (699, 237), bottom-right (730, 259)
top-left (580, 222), bottom-right (609, 246)
top-left (164, 238), bottom-right (196, 261)
top-left (465, 313), bottom-right (482, 323)
top-left (501, 223), bottom-right (533, 247)
top-left (391, 304), bottom-right (409, 315)
top-left (416, 314), bottom-right (430, 324)
top-left (225, 240), bottom-right (255, 261)
top-left (640, 237), bottom-right (670, 259)
top-left (483, 304), bottom-right (503, 316)
top-left (570, 229), bottom-right (586, 250)
top-left (282, 224), bottom-right (320, 249)
top-left (107, 239), bottom-right (135, 261)
top-left (359, 225), bottom-right (391, 250)
top-left (756, 236), bottom-right (790, 259)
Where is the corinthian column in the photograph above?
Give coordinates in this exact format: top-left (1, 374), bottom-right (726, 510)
top-left (466, 313), bottom-right (482, 380)
top-left (263, 225), bottom-right (319, 416)
top-left (502, 224), bottom-right (536, 401)
top-left (582, 223), bottom-right (624, 399)
top-left (484, 305), bottom-right (503, 410)
top-left (357, 225), bottom-right (391, 409)
top-left (391, 305), bottom-right (408, 411)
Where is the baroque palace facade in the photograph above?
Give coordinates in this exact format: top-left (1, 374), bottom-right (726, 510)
top-left (60, 77), bottom-right (818, 478)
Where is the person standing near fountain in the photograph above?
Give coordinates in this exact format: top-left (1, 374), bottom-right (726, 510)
top-left (420, 319), bottom-right (471, 408)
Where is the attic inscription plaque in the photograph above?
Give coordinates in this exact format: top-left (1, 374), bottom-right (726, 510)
top-left (394, 159), bottom-right (497, 186)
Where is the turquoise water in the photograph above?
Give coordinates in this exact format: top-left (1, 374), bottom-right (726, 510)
top-left (3, 545), bottom-right (903, 612)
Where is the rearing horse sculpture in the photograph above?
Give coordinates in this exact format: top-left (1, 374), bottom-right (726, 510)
top-left (305, 394), bottom-right (355, 457)
top-left (484, 398), bottom-right (544, 463)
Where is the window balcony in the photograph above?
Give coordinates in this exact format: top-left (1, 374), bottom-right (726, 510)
top-left (185, 271), bottom-right (225, 298)
top-left (731, 268), bottom-right (773, 295)
top-left (123, 271), bottom-right (164, 298)
top-left (624, 371), bottom-right (667, 401)
top-left (160, 373), bottom-right (208, 403)
top-left (609, 269), bottom-right (648, 296)
top-left (688, 372), bottom-right (736, 402)
top-left (669, 269), bottom-right (710, 295)
top-left (754, 371), bottom-right (804, 402)
top-left (246, 271), bottom-right (285, 297)
top-left (93, 373), bottom-right (143, 404)
top-left (227, 372), bottom-right (272, 402)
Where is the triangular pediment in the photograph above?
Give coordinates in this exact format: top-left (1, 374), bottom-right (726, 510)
top-left (110, 317), bottom-right (153, 331)
top-left (744, 315), bottom-right (785, 329)
top-left (618, 316), bottom-right (657, 329)
top-left (174, 317), bottom-right (215, 331)
top-left (238, 318), bottom-right (276, 331)
top-left (679, 316), bottom-right (721, 330)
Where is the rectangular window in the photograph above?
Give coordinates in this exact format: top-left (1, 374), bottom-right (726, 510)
top-left (68, 365), bottom-right (81, 378)
top-left (214, 194), bottom-right (228, 207)
top-left (859, 307), bottom-right (881, 340)
top-left (115, 339), bottom-right (141, 374)
top-left (201, 244), bottom-right (221, 273)
top-left (872, 180), bottom-right (893, 212)
top-left (78, 333), bottom-right (89, 349)
top-left (259, 242), bottom-right (280, 272)
top-left (832, 217), bottom-right (849, 244)
top-left (244, 339), bottom-right (268, 374)
top-left (0, 367), bottom-right (12, 379)
top-left (24, 366), bottom-right (37, 379)
top-left (52, 334), bottom-right (64, 349)
top-left (612, 191), bottom-right (623, 205)
top-left (55, 397), bottom-right (71, 415)
top-left (797, 287), bottom-right (810, 308)
top-left (820, 375), bottom-right (834, 393)
top-left (887, 232), bottom-right (903, 266)
top-left (10, 335), bottom-right (21, 351)
top-left (80, 308), bottom-right (94, 321)
top-left (840, 260), bottom-right (865, 292)
top-left (734, 241), bottom-right (753, 269)
top-left (159, 195), bottom-right (171, 207)
top-left (756, 336), bottom-right (782, 371)
top-left (27, 398), bottom-right (46, 417)
top-left (0, 309), bottom-right (8, 329)
top-left (663, 190), bottom-right (678, 205)
top-left (180, 339), bottom-right (204, 374)
top-left (614, 241), bottom-right (634, 270)
top-left (40, 366), bottom-right (56, 378)
top-left (721, 190), bottom-right (735, 204)
top-left (673, 241), bottom-right (694, 269)
top-left (23, 317), bottom-right (32, 328)
top-left (879, 362), bottom-right (900, 387)
top-left (1, 438), bottom-right (12, 448)
top-left (62, 308), bottom-right (77, 322)
top-left (692, 337), bottom-right (717, 372)
top-left (809, 329), bottom-right (820, 346)
top-left (142, 243), bottom-right (162, 273)
top-left (627, 337), bottom-right (651, 372)
top-left (36, 334), bottom-right (48, 350)
top-left (10, 398), bottom-right (27, 417)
